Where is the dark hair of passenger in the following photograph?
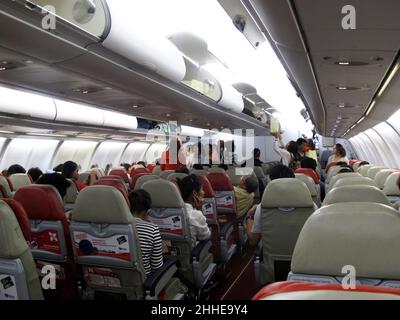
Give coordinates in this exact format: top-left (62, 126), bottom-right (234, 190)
top-left (193, 164), bottom-right (204, 170)
top-left (175, 167), bottom-right (190, 174)
top-left (397, 175), bottom-right (400, 191)
top-left (336, 161), bottom-right (348, 167)
top-left (300, 157), bottom-right (317, 171)
top-left (359, 161), bottom-right (370, 166)
top-left (296, 138), bottom-right (307, 146)
top-left (253, 148), bottom-right (261, 159)
top-left (286, 141), bottom-right (299, 155)
top-left (244, 177), bottom-right (258, 194)
top-left (7, 164), bottom-right (26, 176)
top-left (137, 161), bottom-right (146, 167)
top-left (176, 174), bottom-right (202, 202)
top-left (338, 167), bottom-right (353, 174)
top-left (62, 161), bottom-right (78, 179)
top-left (27, 167), bottom-right (43, 182)
top-left (90, 164), bottom-right (98, 169)
top-left (36, 173), bottom-right (71, 198)
top-left (335, 143), bottom-right (346, 157)
top-left (269, 164), bottom-right (295, 180)
top-left (218, 164), bottom-right (228, 171)
top-left (53, 163), bottom-right (64, 173)
top-left (120, 163), bottom-right (131, 171)
top-left (307, 139), bottom-right (315, 149)
top-left (129, 189), bottom-right (152, 214)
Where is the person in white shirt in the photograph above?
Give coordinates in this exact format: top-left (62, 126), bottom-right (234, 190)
top-left (327, 143), bottom-right (349, 164)
top-left (272, 132), bottom-right (301, 170)
top-left (176, 174), bottom-right (211, 246)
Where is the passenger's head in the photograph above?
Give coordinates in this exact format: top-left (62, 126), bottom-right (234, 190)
top-left (296, 138), bottom-right (307, 153)
top-left (177, 174), bottom-right (204, 208)
top-left (120, 163), bottom-right (131, 172)
top-left (62, 161), bottom-right (79, 179)
top-left (27, 167), bottom-right (43, 182)
top-left (137, 161), bottom-right (146, 168)
top-left (7, 164), bottom-right (26, 176)
top-left (286, 141), bottom-right (299, 155)
top-left (36, 173), bottom-right (71, 199)
top-left (300, 157), bottom-right (317, 171)
top-left (129, 189), bottom-right (152, 217)
top-left (175, 167), bottom-right (190, 174)
top-left (338, 166), bottom-right (353, 174)
top-left (239, 176), bottom-right (258, 194)
top-left (253, 148), bottom-right (261, 159)
top-left (397, 175), bottom-right (400, 191)
top-left (218, 164), bottom-right (228, 171)
top-left (53, 163), bottom-right (64, 173)
top-left (307, 139), bottom-right (315, 149)
top-left (333, 143), bottom-right (346, 157)
top-left (336, 161), bottom-right (348, 167)
top-left (269, 164), bottom-right (295, 181)
top-left (193, 164), bottom-right (204, 170)
top-left (90, 164), bottom-right (98, 169)
top-left (358, 161), bottom-right (370, 167)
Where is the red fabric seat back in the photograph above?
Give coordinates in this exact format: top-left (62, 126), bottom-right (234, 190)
top-left (13, 185), bottom-right (72, 254)
top-left (109, 169), bottom-right (130, 184)
top-left (0, 184), bottom-right (8, 198)
top-left (252, 281), bottom-right (400, 300)
top-left (2, 198), bottom-right (31, 241)
top-left (295, 168), bottom-right (320, 184)
top-left (130, 167), bottom-right (150, 178)
top-left (93, 179), bottom-right (130, 208)
top-left (147, 164), bottom-right (156, 173)
top-left (130, 172), bottom-right (151, 189)
top-left (206, 172), bottom-right (234, 191)
top-left (197, 176), bottom-right (216, 198)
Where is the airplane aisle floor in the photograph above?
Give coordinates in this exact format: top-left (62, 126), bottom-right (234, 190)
top-left (209, 247), bottom-right (259, 300)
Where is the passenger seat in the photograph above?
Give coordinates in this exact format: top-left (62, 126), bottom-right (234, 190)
top-left (0, 200), bottom-right (43, 300)
top-left (9, 174), bottom-right (32, 191)
top-left (255, 178), bottom-right (316, 286)
top-left (323, 185), bottom-right (391, 206)
top-left (142, 179), bottom-right (216, 290)
top-left (383, 172), bottom-right (400, 204)
top-left (289, 202), bottom-right (400, 288)
top-left (70, 185), bottom-right (182, 300)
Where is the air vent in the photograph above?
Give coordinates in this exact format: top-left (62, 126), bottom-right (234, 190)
top-left (337, 104), bottom-right (360, 109)
top-left (72, 86), bottom-right (105, 94)
top-left (335, 86), bottom-right (370, 91)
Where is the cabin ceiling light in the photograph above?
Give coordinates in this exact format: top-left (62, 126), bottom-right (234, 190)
top-left (0, 130), bottom-right (15, 134)
top-left (378, 63), bottom-right (400, 97)
top-left (365, 100), bottom-right (376, 116)
top-left (338, 61), bottom-right (350, 66)
top-left (337, 86), bottom-right (348, 90)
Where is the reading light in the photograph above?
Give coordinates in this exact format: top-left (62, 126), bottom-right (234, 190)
top-left (338, 61), bottom-right (350, 66)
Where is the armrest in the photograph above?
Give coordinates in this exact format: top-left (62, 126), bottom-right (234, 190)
top-left (144, 257), bottom-right (179, 297)
top-left (219, 221), bottom-right (234, 240)
top-left (191, 240), bottom-right (212, 262)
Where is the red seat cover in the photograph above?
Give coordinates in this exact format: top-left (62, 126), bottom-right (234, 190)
top-left (252, 281), bottom-right (400, 300)
top-left (0, 184), bottom-right (8, 198)
top-left (13, 185), bottom-right (72, 253)
top-left (197, 176), bottom-right (216, 198)
top-left (206, 173), bottom-right (234, 191)
top-left (109, 169), bottom-right (130, 184)
top-left (295, 168), bottom-right (320, 184)
top-left (2, 198), bottom-right (31, 241)
top-left (130, 167), bottom-right (150, 178)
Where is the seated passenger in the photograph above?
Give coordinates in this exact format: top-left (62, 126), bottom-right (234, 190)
top-left (327, 143), bottom-right (349, 164)
top-left (36, 173), bottom-right (71, 201)
top-left (246, 165), bottom-right (295, 246)
top-left (53, 163), bottom-right (64, 173)
top-left (160, 138), bottom-right (187, 171)
top-left (301, 157), bottom-right (325, 201)
top-left (27, 167), bottom-right (43, 183)
top-left (129, 189), bottom-right (163, 275)
top-left (62, 161), bottom-right (86, 191)
top-left (234, 176), bottom-right (258, 218)
top-left (120, 163), bottom-right (131, 172)
top-left (176, 175), bottom-right (211, 246)
top-left (7, 164), bottom-right (26, 176)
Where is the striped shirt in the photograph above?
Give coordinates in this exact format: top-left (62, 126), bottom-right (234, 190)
top-left (134, 218), bottom-right (163, 275)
